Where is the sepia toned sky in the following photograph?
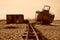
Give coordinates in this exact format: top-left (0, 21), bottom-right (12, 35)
top-left (0, 0), bottom-right (60, 20)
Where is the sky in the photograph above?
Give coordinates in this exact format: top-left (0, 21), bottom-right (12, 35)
top-left (0, 0), bottom-right (60, 20)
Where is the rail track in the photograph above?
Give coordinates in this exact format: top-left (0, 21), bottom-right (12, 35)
top-left (0, 22), bottom-right (49, 40)
top-left (22, 23), bottom-right (48, 40)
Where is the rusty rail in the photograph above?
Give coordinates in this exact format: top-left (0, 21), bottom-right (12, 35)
top-left (22, 23), bottom-right (48, 40)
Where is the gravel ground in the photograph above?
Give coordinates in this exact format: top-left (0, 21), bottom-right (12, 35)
top-left (34, 24), bottom-right (60, 40)
top-left (0, 20), bottom-right (60, 40)
top-left (0, 24), bottom-right (28, 40)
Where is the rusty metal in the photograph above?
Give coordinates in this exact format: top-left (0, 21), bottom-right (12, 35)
top-left (36, 5), bottom-right (55, 25)
top-left (6, 14), bottom-right (24, 24)
top-left (22, 23), bottom-right (48, 40)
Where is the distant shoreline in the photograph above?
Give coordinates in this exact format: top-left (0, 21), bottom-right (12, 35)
top-left (0, 19), bottom-right (60, 21)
